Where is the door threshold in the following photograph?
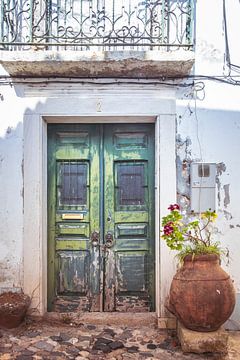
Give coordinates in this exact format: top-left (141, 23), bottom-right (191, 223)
top-left (43, 312), bottom-right (158, 327)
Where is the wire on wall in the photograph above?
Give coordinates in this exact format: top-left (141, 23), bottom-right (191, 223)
top-left (0, 0), bottom-right (239, 89)
top-left (223, 0), bottom-right (240, 84)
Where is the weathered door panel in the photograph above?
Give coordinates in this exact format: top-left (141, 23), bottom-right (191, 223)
top-left (48, 123), bottom-right (155, 312)
top-left (103, 124), bottom-right (155, 312)
top-left (48, 124), bottom-right (101, 312)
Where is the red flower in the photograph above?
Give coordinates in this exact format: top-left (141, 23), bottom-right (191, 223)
top-left (168, 204), bottom-right (180, 211)
top-left (163, 222), bottom-right (174, 235)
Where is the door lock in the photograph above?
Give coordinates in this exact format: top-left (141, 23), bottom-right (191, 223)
top-left (105, 232), bottom-right (114, 248)
top-left (91, 231), bottom-right (100, 247)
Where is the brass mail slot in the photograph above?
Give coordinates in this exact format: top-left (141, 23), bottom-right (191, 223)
top-left (62, 213), bottom-right (84, 220)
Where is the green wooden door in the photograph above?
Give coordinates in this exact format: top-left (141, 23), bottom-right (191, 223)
top-left (48, 124), bottom-right (155, 312)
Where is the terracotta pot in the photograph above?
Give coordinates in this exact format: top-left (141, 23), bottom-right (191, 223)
top-left (0, 292), bottom-right (31, 329)
top-left (167, 254), bottom-right (236, 332)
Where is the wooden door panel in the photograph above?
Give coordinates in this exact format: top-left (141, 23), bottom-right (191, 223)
top-left (114, 161), bottom-right (148, 210)
top-left (116, 253), bottom-right (148, 292)
top-left (104, 124), bottom-right (155, 312)
top-left (57, 250), bottom-right (90, 294)
top-left (114, 212), bottom-right (148, 222)
top-left (57, 162), bottom-right (88, 207)
top-left (56, 222), bottom-right (89, 237)
top-left (48, 124), bottom-right (101, 312)
top-left (113, 131), bottom-right (148, 149)
top-left (115, 223), bottom-right (149, 251)
top-left (48, 123), bottom-right (155, 313)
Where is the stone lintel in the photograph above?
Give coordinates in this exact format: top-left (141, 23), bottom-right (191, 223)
top-left (177, 322), bottom-right (229, 354)
top-left (0, 50), bottom-right (194, 78)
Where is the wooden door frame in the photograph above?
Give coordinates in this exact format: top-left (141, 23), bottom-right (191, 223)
top-left (23, 114), bottom-right (176, 319)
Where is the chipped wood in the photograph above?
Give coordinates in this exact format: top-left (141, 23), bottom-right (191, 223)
top-left (48, 124), bottom-right (155, 312)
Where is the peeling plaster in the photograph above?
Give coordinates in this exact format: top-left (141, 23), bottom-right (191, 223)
top-left (176, 134), bottom-right (192, 160)
top-left (222, 210), bottom-right (233, 221)
top-left (216, 162), bottom-right (227, 207)
top-left (223, 184), bottom-right (230, 208)
top-left (217, 162), bottom-right (227, 176)
top-left (176, 135), bottom-right (193, 211)
top-left (176, 156), bottom-right (190, 198)
top-left (176, 134), bottom-right (197, 212)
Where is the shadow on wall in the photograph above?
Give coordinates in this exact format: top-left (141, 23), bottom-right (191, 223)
top-left (0, 121), bottom-right (24, 290)
top-left (0, 89), bottom-right (49, 309)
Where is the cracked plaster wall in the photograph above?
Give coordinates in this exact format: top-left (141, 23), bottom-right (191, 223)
top-left (176, 108), bottom-right (240, 327)
top-left (176, 0), bottom-right (240, 327)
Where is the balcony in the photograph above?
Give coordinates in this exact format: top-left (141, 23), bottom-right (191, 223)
top-left (0, 0), bottom-right (195, 78)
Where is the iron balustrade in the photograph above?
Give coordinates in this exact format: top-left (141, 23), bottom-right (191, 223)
top-left (0, 0), bottom-right (194, 50)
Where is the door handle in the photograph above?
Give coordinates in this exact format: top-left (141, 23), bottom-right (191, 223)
top-left (105, 232), bottom-right (114, 248)
top-left (91, 231), bottom-right (100, 247)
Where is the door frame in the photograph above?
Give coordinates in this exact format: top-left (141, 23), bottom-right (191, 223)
top-left (23, 114), bottom-right (176, 318)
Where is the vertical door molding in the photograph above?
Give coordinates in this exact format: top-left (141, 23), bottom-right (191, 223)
top-left (23, 115), bottom-right (47, 314)
top-left (157, 115), bottom-right (177, 317)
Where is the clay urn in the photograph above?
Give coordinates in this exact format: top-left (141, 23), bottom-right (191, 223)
top-left (167, 254), bottom-right (236, 332)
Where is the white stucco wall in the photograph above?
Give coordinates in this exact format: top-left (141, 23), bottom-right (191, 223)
top-left (0, 0), bottom-right (240, 325)
top-left (0, 86), bottom-right (25, 292)
top-left (176, 0), bottom-right (240, 327)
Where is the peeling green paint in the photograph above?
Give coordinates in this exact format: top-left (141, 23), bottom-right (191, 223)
top-left (48, 123), bottom-right (155, 312)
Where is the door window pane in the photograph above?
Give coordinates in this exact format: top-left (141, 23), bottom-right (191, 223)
top-left (59, 162), bottom-right (87, 206)
top-left (117, 163), bottom-right (145, 206)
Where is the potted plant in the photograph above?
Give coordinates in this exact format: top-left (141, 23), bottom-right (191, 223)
top-left (0, 291), bottom-right (31, 329)
top-left (162, 204), bottom-right (236, 332)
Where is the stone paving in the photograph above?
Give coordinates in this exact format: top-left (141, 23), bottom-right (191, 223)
top-left (0, 318), bottom-right (239, 360)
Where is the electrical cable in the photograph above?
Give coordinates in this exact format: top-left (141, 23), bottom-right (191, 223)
top-left (0, 74), bottom-right (240, 87)
top-left (0, 1), bottom-right (240, 88)
top-left (0, 0), bottom-right (239, 90)
top-left (222, 0), bottom-right (240, 84)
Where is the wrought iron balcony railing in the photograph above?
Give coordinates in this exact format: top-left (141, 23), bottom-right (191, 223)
top-left (0, 0), bottom-right (194, 51)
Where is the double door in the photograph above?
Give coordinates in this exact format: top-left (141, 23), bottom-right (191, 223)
top-left (48, 123), bottom-right (155, 312)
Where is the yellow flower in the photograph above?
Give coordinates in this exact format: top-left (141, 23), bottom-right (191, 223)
top-left (211, 213), bottom-right (218, 221)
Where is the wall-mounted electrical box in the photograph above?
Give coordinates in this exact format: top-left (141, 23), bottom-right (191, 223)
top-left (190, 163), bottom-right (216, 213)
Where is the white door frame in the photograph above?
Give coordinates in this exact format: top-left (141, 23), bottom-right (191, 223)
top-left (23, 92), bottom-right (177, 318)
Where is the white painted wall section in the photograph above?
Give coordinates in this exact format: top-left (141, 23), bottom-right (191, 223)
top-left (0, 0), bottom-right (239, 327)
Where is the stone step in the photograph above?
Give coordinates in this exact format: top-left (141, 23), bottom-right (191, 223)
top-left (177, 322), bottom-right (229, 354)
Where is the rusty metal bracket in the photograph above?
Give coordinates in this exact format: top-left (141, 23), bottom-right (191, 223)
top-left (105, 232), bottom-right (114, 248)
top-left (91, 231), bottom-right (100, 247)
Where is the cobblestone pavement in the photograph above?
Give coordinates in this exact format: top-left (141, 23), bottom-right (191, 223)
top-left (0, 319), bottom-right (239, 360)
